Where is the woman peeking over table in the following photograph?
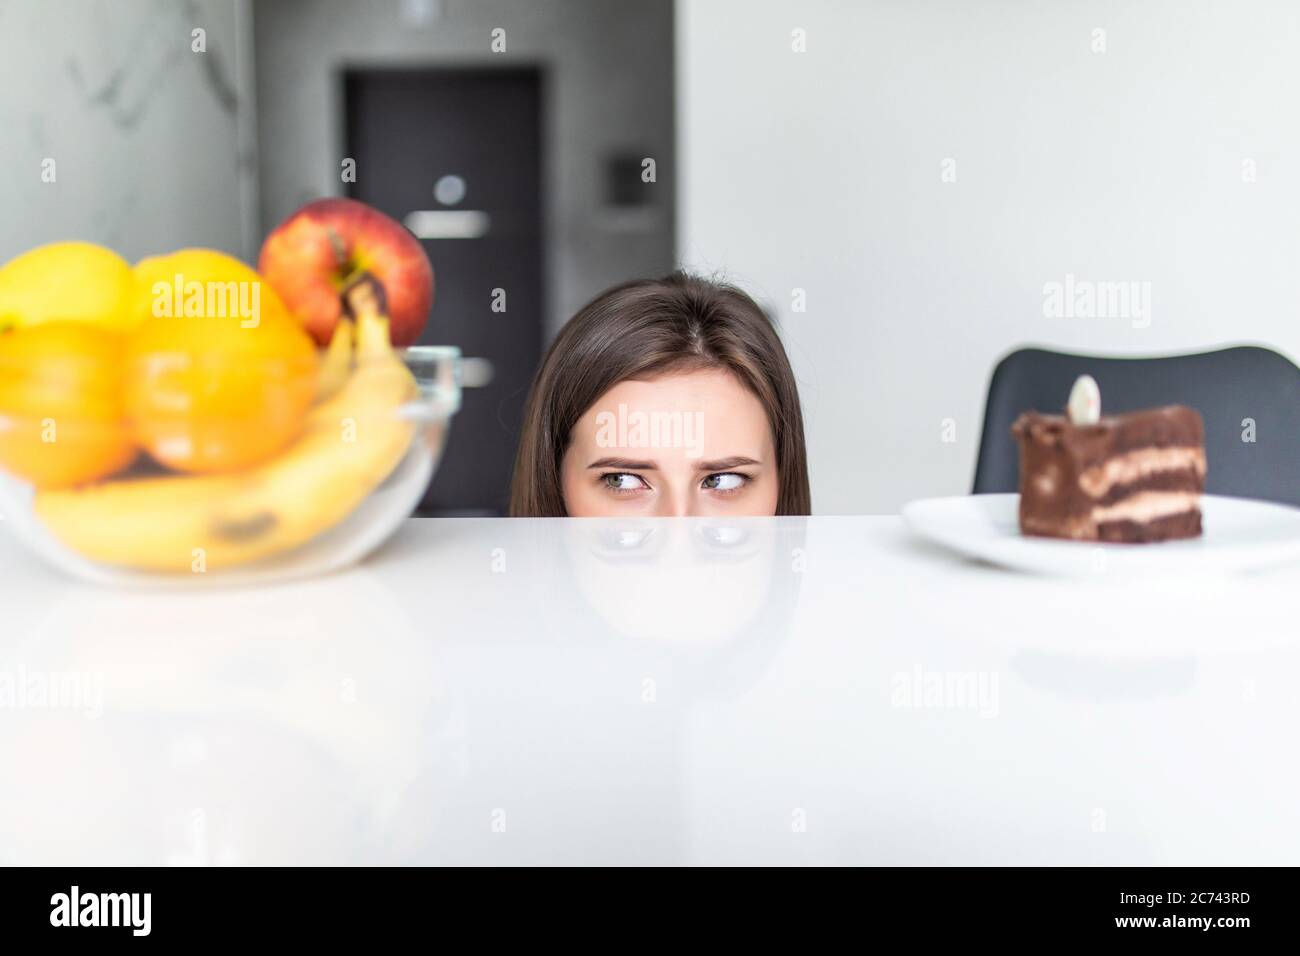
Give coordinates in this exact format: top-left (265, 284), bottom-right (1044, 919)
top-left (510, 272), bottom-right (810, 517)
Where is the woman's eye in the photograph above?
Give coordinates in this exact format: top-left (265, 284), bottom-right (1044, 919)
top-left (702, 472), bottom-right (748, 493)
top-left (601, 472), bottom-right (648, 493)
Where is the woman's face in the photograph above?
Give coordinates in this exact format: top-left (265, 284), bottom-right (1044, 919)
top-left (561, 367), bottom-right (780, 517)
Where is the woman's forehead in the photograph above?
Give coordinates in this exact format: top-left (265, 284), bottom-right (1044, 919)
top-left (585, 367), bottom-right (753, 412)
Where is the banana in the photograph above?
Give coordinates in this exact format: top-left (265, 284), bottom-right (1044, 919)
top-left (33, 312), bottom-right (418, 572)
top-left (315, 317), bottom-right (354, 403)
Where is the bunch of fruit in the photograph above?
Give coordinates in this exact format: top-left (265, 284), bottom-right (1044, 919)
top-left (0, 199), bottom-right (435, 572)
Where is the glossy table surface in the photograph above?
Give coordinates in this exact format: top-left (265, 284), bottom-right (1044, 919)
top-left (1, 516), bottom-right (1297, 865)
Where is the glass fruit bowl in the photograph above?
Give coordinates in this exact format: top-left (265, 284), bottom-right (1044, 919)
top-left (0, 344), bottom-right (461, 587)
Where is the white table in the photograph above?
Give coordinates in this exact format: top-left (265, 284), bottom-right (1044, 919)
top-left (1, 516), bottom-right (1296, 865)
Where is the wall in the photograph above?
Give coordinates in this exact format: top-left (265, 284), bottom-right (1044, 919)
top-left (252, 0), bottom-right (676, 334)
top-left (677, 0), bottom-right (1300, 513)
top-left (0, 0), bottom-right (253, 262)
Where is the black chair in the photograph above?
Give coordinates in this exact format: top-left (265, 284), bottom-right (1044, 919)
top-left (973, 346), bottom-right (1300, 507)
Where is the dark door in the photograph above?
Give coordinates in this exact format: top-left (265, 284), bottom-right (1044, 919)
top-left (344, 68), bottom-right (544, 515)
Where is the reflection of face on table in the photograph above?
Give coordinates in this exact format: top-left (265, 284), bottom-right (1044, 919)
top-left (563, 516), bottom-right (778, 645)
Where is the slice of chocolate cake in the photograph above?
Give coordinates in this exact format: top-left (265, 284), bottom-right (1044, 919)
top-left (1011, 376), bottom-right (1205, 543)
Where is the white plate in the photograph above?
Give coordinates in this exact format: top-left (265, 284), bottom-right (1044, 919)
top-left (902, 493), bottom-right (1300, 577)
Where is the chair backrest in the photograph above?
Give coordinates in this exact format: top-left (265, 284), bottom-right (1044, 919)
top-left (973, 346), bottom-right (1300, 506)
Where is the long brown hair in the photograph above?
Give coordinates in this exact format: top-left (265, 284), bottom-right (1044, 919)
top-left (509, 272), bottom-right (811, 516)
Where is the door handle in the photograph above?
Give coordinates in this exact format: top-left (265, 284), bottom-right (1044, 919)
top-left (403, 210), bottom-right (490, 239)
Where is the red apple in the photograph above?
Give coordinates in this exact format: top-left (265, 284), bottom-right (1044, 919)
top-left (257, 198), bottom-right (434, 347)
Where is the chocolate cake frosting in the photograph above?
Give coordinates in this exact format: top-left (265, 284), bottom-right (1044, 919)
top-left (1011, 380), bottom-right (1205, 543)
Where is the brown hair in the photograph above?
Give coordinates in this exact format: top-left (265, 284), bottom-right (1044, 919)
top-left (509, 272), bottom-right (811, 516)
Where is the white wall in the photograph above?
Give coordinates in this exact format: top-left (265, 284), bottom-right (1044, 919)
top-left (677, 0), bottom-right (1300, 514)
top-left (0, 0), bottom-right (254, 263)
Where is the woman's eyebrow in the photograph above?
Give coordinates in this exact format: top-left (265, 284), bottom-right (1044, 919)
top-left (587, 456), bottom-right (658, 470)
top-left (696, 456), bottom-right (761, 471)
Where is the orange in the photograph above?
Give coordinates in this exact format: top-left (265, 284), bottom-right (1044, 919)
top-left (0, 242), bottom-right (137, 333)
top-left (125, 250), bottom-right (318, 474)
top-left (0, 323), bottom-right (137, 488)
